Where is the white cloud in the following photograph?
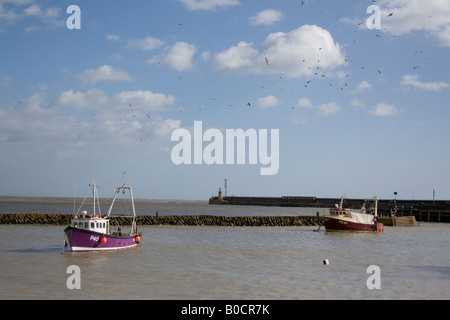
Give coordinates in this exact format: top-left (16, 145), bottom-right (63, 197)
top-left (350, 98), bottom-right (365, 108)
top-left (52, 89), bottom-right (175, 112)
top-left (378, 0), bottom-right (450, 46)
top-left (401, 74), bottom-right (449, 92)
top-left (295, 98), bottom-right (340, 116)
top-left (127, 36), bottom-right (164, 51)
top-left (356, 80), bottom-right (372, 92)
top-left (24, 3), bottom-right (61, 21)
top-left (111, 90), bottom-right (176, 111)
top-left (179, 0), bottom-right (241, 11)
top-left (21, 3), bottom-right (63, 32)
top-left (161, 42), bottom-right (197, 71)
top-left (0, 89), bottom-right (180, 161)
top-left (0, 92), bottom-right (58, 144)
top-left (150, 118), bottom-right (181, 139)
top-left (109, 53), bottom-right (123, 61)
top-left (315, 102), bottom-right (341, 117)
top-left (201, 51), bottom-right (211, 61)
top-left (295, 97), bottom-right (313, 109)
top-left (339, 17), bottom-right (362, 27)
top-left (106, 34), bottom-right (121, 42)
top-left (368, 103), bottom-right (403, 117)
top-left (250, 9), bottom-right (284, 26)
top-left (213, 25), bottom-right (345, 77)
top-left (52, 89), bottom-right (108, 109)
top-left (255, 95), bottom-right (281, 109)
top-left (14, 92), bottom-right (52, 116)
top-left (435, 25), bottom-right (450, 47)
top-left (214, 41), bottom-right (259, 73)
top-left (0, 4), bottom-right (19, 27)
top-left (23, 4), bottom-right (41, 16)
top-left (290, 98), bottom-right (341, 124)
top-left (77, 65), bottom-right (134, 84)
top-left (0, 0), bottom-right (54, 31)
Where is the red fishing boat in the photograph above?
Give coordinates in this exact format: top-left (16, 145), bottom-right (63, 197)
top-left (324, 197), bottom-right (383, 232)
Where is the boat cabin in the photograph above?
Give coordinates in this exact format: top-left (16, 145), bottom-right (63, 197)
top-left (329, 208), bottom-right (351, 217)
top-left (71, 211), bottom-right (109, 234)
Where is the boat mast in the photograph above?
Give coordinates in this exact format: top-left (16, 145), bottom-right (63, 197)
top-left (92, 181), bottom-right (96, 216)
top-left (106, 183), bottom-right (137, 235)
top-left (129, 185), bottom-right (136, 218)
top-left (129, 185), bottom-right (137, 235)
top-left (107, 187), bottom-right (120, 218)
top-left (90, 180), bottom-right (102, 217)
top-left (106, 184), bottom-right (136, 218)
top-left (374, 198), bottom-right (378, 217)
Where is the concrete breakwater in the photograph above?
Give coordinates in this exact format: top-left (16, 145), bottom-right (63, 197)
top-left (0, 213), bottom-right (323, 227)
top-left (209, 193), bottom-right (450, 212)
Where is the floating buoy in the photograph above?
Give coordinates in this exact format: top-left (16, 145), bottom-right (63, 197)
top-left (323, 259), bottom-right (329, 265)
top-left (135, 236), bottom-right (141, 243)
top-left (100, 237), bottom-right (107, 244)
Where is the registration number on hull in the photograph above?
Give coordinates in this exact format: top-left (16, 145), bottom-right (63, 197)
top-left (89, 235), bottom-right (100, 242)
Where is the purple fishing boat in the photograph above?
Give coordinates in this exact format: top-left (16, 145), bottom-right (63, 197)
top-left (64, 182), bottom-right (142, 252)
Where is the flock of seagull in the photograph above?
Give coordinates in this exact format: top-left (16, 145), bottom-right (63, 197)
top-left (84, 1), bottom-right (430, 143)
top-left (171, 3), bottom-right (426, 112)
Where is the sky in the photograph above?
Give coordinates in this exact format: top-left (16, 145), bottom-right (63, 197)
top-left (1, 0), bottom-right (449, 200)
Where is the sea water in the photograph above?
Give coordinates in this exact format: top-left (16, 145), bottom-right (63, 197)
top-left (0, 199), bottom-right (449, 300)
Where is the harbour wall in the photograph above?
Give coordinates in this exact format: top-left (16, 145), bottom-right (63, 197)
top-left (209, 195), bottom-right (450, 219)
top-left (0, 213), bottom-right (322, 227)
top-left (209, 195), bottom-right (450, 209)
top-left (0, 212), bottom-right (445, 226)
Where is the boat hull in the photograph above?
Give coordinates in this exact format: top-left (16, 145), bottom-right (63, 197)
top-left (324, 216), bottom-right (383, 232)
top-left (64, 226), bottom-right (140, 252)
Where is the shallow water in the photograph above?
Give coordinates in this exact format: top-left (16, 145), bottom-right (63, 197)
top-left (0, 222), bottom-right (449, 300)
top-left (0, 196), bottom-right (326, 216)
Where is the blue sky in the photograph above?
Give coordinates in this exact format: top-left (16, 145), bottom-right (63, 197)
top-left (1, 0), bottom-right (449, 200)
